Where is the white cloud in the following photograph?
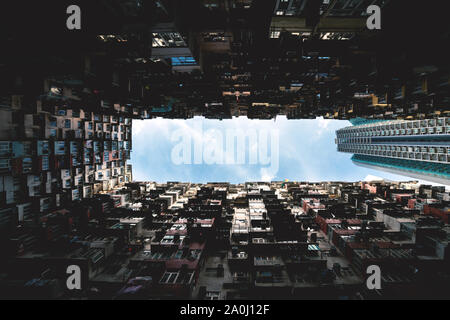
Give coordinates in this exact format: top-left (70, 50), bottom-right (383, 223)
top-left (260, 168), bottom-right (275, 182)
top-left (364, 174), bottom-right (385, 182)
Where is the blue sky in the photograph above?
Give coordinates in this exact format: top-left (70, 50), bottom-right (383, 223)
top-left (130, 116), bottom-right (426, 184)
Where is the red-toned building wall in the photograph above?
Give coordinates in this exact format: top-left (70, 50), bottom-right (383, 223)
top-left (362, 183), bottom-right (378, 194)
top-left (315, 215), bottom-right (341, 234)
top-left (424, 205), bottom-right (450, 224)
top-left (408, 199), bottom-right (417, 209)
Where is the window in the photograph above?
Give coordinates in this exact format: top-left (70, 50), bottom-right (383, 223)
top-left (171, 56), bottom-right (197, 66)
top-left (0, 159), bottom-right (11, 170)
top-left (54, 141), bottom-right (66, 155)
top-left (270, 31), bottom-right (280, 38)
top-left (160, 272), bottom-right (178, 284)
top-left (41, 156), bottom-right (49, 171)
top-left (202, 32), bottom-right (226, 42)
top-left (175, 272), bottom-right (194, 285)
top-left (152, 32), bottom-right (186, 48)
top-left (205, 291), bottom-right (220, 300)
top-left (70, 142), bottom-right (79, 154)
top-left (22, 158), bottom-right (33, 173)
top-left (72, 189), bottom-right (80, 201)
top-left (37, 141), bottom-right (49, 156)
top-left (0, 142), bottom-right (11, 156)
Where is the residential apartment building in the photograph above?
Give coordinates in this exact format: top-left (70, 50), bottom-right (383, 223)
top-left (336, 119), bottom-right (450, 184)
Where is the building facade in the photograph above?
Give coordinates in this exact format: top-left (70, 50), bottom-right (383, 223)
top-left (336, 119), bottom-right (450, 184)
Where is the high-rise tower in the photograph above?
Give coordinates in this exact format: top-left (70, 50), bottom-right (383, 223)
top-left (336, 119), bottom-right (450, 184)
